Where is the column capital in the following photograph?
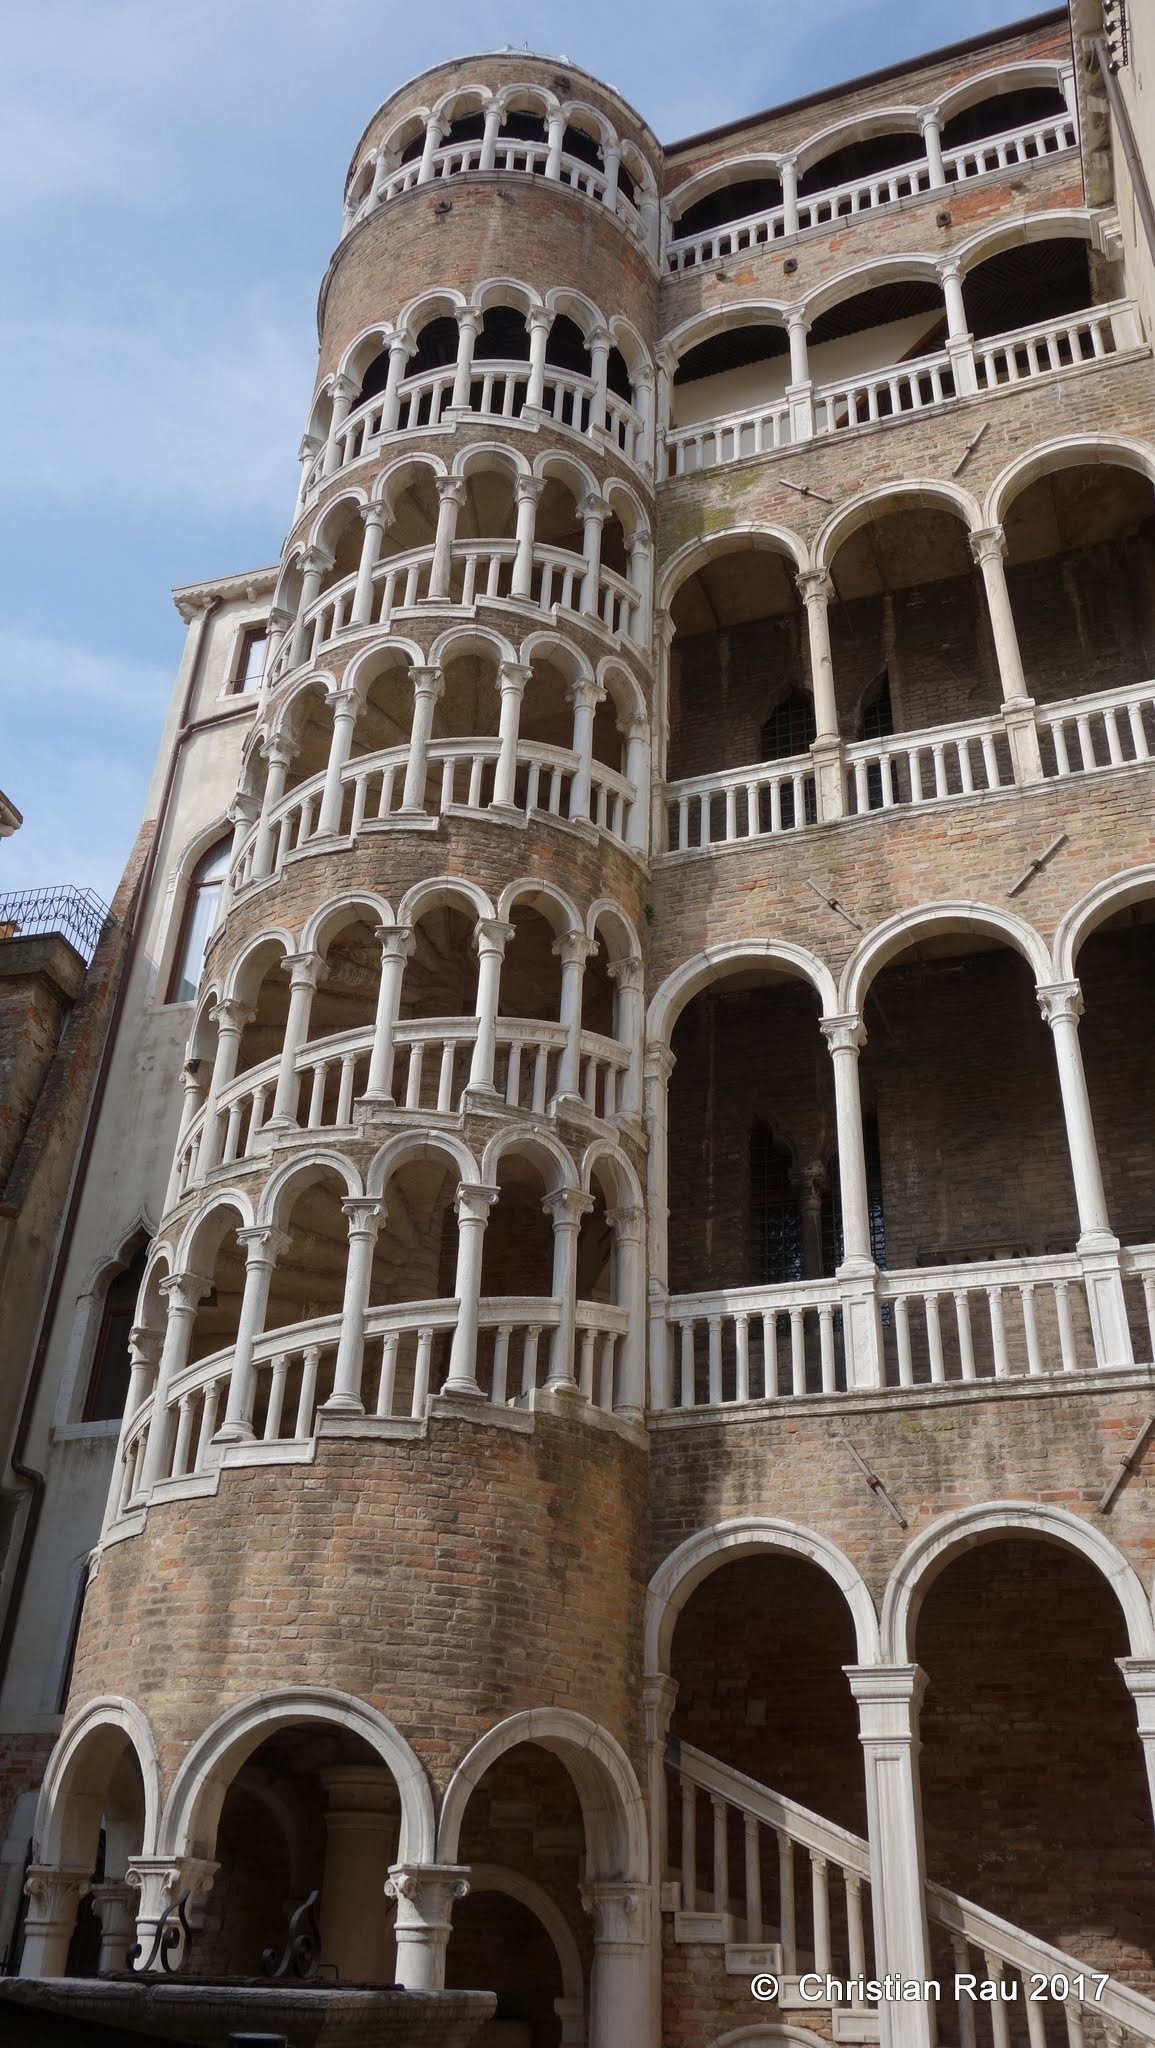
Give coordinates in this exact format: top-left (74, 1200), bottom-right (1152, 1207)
top-left (820, 1011), bottom-right (866, 1054)
top-left (385, 1861), bottom-right (470, 1912)
top-left (619, 710), bottom-right (649, 740)
top-left (796, 567), bottom-right (831, 605)
top-left (388, 334), bottom-right (410, 363)
top-left (1036, 979), bottom-right (1084, 1028)
top-left (578, 492), bottom-right (610, 523)
top-left (626, 526), bottom-right (652, 560)
top-left (24, 1864), bottom-right (92, 1916)
top-left (341, 1196), bottom-right (384, 1237)
top-left (608, 954), bottom-right (645, 992)
top-left (329, 371), bottom-right (360, 405)
top-left (608, 1203), bottom-right (645, 1242)
top-left (515, 474), bottom-right (546, 504)
top-left (300, 543), bottom-right (334, 576)
top-left (436, 475), bottom-right (468, 506)
top-left (267, 603), bottom-right (295, 635)
top-left (129, 1324), bottom-right (164, 1364)
top-left (844, 1662), bottom-right (928, 1726)
top-left (473, 916), bottom-right (515, 958)
top-left (496, 660), bottom-right (533, 693)
top-left (360, 500), bottom-right (388, 531)
top-left (260, 732), bottom-right (297, 768)
top-left (455, 307), bottom-right (483, 336)
top-left (209, 997), bottom-right (255, 1033)
top-left (1118, 1659), bottom-right (1155, 1722)
top-left (936, 254), bottom-right (963, 283)
top-left (408, 663), bottom-right (445, 698)
top-left (969, 523), bottom-right (1007, 567)
top-left (455, 1182), bottom-right (500, 1224)
top-left (236, 1224), bottom-right (292, 1266)
top-left (643, 1671), bottom-right (679, 1742)
top-left (160, 1270), bottom-right (212, 1313)
top-left (918, 103), bottom-right (943, 124)
top-left (552, 931), bottom-right (598, 966)
top-left (281, 949), bottom-right (325, 989)
top-left (644, 1041), bottom-right (676, 1084)
top-left (566, 677), bottom-right (606, 712)
top-left (375, 922), bottom-right (416, 960)
top-left (579, 1879), bottom-right (645, 1943)
top-left (588, 326), bottom-right (613, 355)
top-left (324, 682), bottom-right (361, 715)
top-left (786, 304), bottom-right (811, 333)
top-left (527, 307), bottom-right (553, 335)
top-left (227, 792), bottom-right (260, 827)
top-left (543, 1187), bottom-right (595, 1227)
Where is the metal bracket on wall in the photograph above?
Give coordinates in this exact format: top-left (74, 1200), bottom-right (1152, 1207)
top-left (805, 877), bottom-right (862, 929)
top-left (839, 1436), bottom-right (908, 1527)
top-left (1007, 834), bottom-right (1067, 897)
top-left (1097, 1412), bottom-right (1155, 1513)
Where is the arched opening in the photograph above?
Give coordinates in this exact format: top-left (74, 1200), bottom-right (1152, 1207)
top-left (942, 81), bottom-right (1070, 155)
top-left (666, 1552), bottom-right (869, 1967)
top-left (351, 647), bottom-right (414, 813)
top-left (82, 1239), bottom-right (151, 1423)
top-left (280, 681), bottom-right (334, 800)
top-left (520, 648), bottom-right (581, 757)
top-left (480, 1151), bottom-right (559, 1395)
top-left (437, 643), bottom-right (501, 743)
top-left (185, 1202), bottom-right (248, 1366)
top-left (809, 278), bottom-right (947, 423)
top-left (166, 837), bottom-right (231, 1005)
top-left (365, 1151), bottom-right (461, 1409)
top-left (674, 171), bottom-right (785, 243)
top-left (315, 501), bottom-right (364, 600)
top-left (379, 465), bottom-right (440, 559)
top-left (1072, 896), bottom-right (1155, 1336)
top-left (447, 1888), bottom-right (569, 2046)
top-left (798, 127), bottom-right (923, 203)
top-left (21, 1726), bottom-right (148, 1978)
top-left (916, 1537), bottom-right (1154, 1991)
top-left (1001, 461), bottom-right (1155, 725)
top-left (671, 324), bottom-right (790, 441)
top-left (288, 910), bottom-right (383, 1123)
top-left (964, 235), bottom-right (1097, 352)
top-left (263, 1169), bottom-right (349, 1339)
top-left (500, 904), bottom-right (563, 1023)
top-left (232, 940), bottom-right (292, 1080)
top-left (499, 104), bottom-right (549, 148)
top-left (454, 454), bottom-right (519, 554)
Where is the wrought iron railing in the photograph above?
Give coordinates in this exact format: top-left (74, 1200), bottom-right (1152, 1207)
top-left (0, 885), bottom-right (111, 963)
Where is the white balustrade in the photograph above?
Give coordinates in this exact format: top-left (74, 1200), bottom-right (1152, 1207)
top-left (814, 347), bottom-right (956, 436)
top-left (974, 300), bottom-right (1132, 390)
top-left (574, 1301), bottom-right (631, 1410)
top-left (666, 400), bottom-right (792, 477)
top-left (665, 113), bottom-right (1077, 274)
top-left (928, 1881), bottom-right (1155, 2048)
top-left (1038, 677), bottom-right (1155, 779)
top-left (351, 139), bottom-right (643, 231)
top-left (665, 755), bottom-right (815, 852)
top-left (845, 715), bottom-right (1014, 814)
top-left (667, 1279), bottom-right (847, 1406)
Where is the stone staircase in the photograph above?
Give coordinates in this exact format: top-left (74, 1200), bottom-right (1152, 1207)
top-left (666, 1738), bottom-right (1155, 2048)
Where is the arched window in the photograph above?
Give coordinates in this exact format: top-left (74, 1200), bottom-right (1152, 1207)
top-left (166, 836), bottom-right (230, 1003)
top-left (750, 1126), bottom-right (802, 1285)
top-left (83, 1242), bottom-right (150, 1421)
top-left (760, 689), bottom-right (817, 762)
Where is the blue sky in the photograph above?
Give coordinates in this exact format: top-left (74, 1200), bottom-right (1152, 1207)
top-left (2, 0), bottom-right (1049, 903)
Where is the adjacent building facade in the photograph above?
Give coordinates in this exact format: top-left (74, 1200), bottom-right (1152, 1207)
top-left (3, 7), bottom-right (1155, 2045)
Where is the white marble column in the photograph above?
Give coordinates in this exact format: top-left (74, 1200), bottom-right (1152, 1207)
top-left (317, 686), bottom-right (360, 835)
top-left (325, 1198), bottom-right (384, 1412)
top-left (385, 1864), bottom-right (470, 1990)
top-left (511, 476), bottom-right (545, 598)
top-left (1119, 1660), bottom-right (1155, 1831)
top-left (401, 665), bottom-right (445, 813)
top-left (920, 108), bottom-right (946, 187)
top-left (781, 156), bottom-right (800, 235)
top-left (969, 525), bottom-right (1043, 782)
top-left (416, 117), bottom-right (444, 185)
top-left (319, 1767), bottom-right (398, 1983)
top-left (644, 1042), bottom-right (676, 1412)
top-left (262, 604), bottom-right (295, 691)
top-left (139, 1272), bottom-right (209, 1490)
top-left (544, 1188), bottom-right (594, 1388)
top-left (445, 1184), bottom-right (500, 1394)
top-left (626, 531), bottom-right (653, 647)
top-left (18, 1867), bottom-right (91, 1977)
top-left (786, 309), bottom-right (814, 440)
top-left (363, 924), bottom-right (415, 1102)
top-left (90, 1880), bottom-right (139, 1974)
top-left (567, 678), bottom-right (606, 822)
top-left (1036, 981), bottom-right (1133, 1366)
top-left (379, 337), bottom-right (411, 434)
top-left (601, 144), bottom-right (621, 211)
top-left (845, 1666), bottom-right (934, 2048)
top-left (607, 955), bottom-right (645, 1119)
top-left (478, 101), bottom-right (502, 171)
top-left (492, 660), bottom-right (531, 810)
top-left (821, 1014), bottom-right (884, 1390)
top-left (450, 308), bottom-right (481, 412)
top-left (288, 546), bottom-right (332, 669)
top-left (609, 1203), bottom-right (647, 1418)
top-left (582, 1881), bottom-right (649, 2048)
top-left (322, 374), bottom-right (360, 477)
top-left (429, 477), bottom-right (466, 599)
top-left (196, 998), bottom-right (254, 1174)
top-left (268, 950), bottom-right (323, 1126)
top-left (633, 368), bottom-right (655, 471)
top-left (588, 329), bottom-right (612, 435)
top-left (126, 1857), bottom-right (217, 1974)
top-left (554, 932), bottom-right (597, 1097)
top-left (352, 505), bottom-right (386, 626)
top-left (940, 259), bottom-right (978, 395)
top-left (467, 918), bottom-right (513, 1095)
top-left (545, 112), bottom-right (566, 179)
top-left (215, 1227), bottom-right (291, 1441)
top-left (797, 569), bottom-right (845, 823)
top-left (621, 715), bottom-right (651, 851)
top-left (644, 1673), bottom-right (678, 2048)
top-left (525, 309), bottom-right (553, 412)
top-left (251, 736), bottom-right (296, 881)
top-left (579, 494), bottom-right (609, 617)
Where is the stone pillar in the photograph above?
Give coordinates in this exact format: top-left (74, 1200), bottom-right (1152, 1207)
top-left (644, 1043), bottom-right (676, 1411)
top-left (582, 1881), bottom-right (649, 2048)
top-left (781, 156), bottom-right (800, 235)
top-left (385, 1865), bottom-right (470, 1991)
top-left (319, 1768), bottom-right (398, 1982)
top-left (786, 310), bottom-right (814, 440)
top-left (969, 526), bottom-right (1043, 782)
top-left (317, 687), bottom-right (360, 835)
top-left (19, 1866), bottom-right (91, 1977)
top-left (634, 369), bottom-right (655, 471)
top-left (545, 112), bottom-right (566, 179)
top-left (588, 329), bottom-right (612, 435)
top-left (609, 1203), bottom-right (647, 1418)
top-left (608, 955), bottom-right (645, 1120)
top-left (268, 950), bottom-right (323, 1126)
top-left (416, 117), bottom-right (444, 185)
top-left (322, 374), bottom-right (359, 477)
top-left (429, 477), bottom-right (465, 600)
top-left (601, 144), bottom-right (621, 210)
top-left (579, 494), bottom-right (609, 617)
top-left (492, 661), bottom-right (531, 810)
top-left (324, 1199), bottom-right (384, 1413)
top-left (252, 737), bottom-right (296, 881)
top-left (467, 919), bottom-right (514, 1096)
top-left (90, 1880), bottom-right (139, 1973)
top-left (215, 1227), bottom-right (291, 1441)
top-left (511, 476), bottom-right (545, 598)
top-left (364, 924), bottom-right (415, 1102)
top-left (544, 1188), bottom-right (594, 1388)
top-left (263, 604), bottom-right (295, 689)
top-left (196, 998), bottom-right (253, 1174)
top-left (401, 665), bottom-right (445, 813)
top-left (920, 108), bottom-right (946, 186)
top-left (352, 504), bottom-right (386, 626)
top-left (1036, 981), bottom-right (1133, 1366)
top-left (125, 1857), bottom-right (217, 1974)
top-left (450, 308), bottom-right (481, 412)
top-left (478, 101), bottom-right (502, 171)
top-left (445, 1185), bottom-right (500, 1394)
top-left (845, 1667), bottom-right (934, 2048)
top-left (797, 570), bottom-right (845, 823)
top-left (1119, 1661), bottom-right (1155, 1831)
top-left (525, 309), bottom-right (552, 412)
top-left (379, 338), bottom-right (410, 434)
top-left (288, 546), bottom-right (331, 669)
top-left (940, 260), bottom-right (978, 396)
top-left (820, 1015), bottom-right (884, 1390)
top-left (554, 932), bottom-right (597, 1098)
top-left (626, 531), bottom-right (653, 648)
top-left (643, 1674), bottom-right (678, 2048)
top-left (139, 1271), bottom-right (209, 1492)
top-left (621, 716), bottom-right (650, 852)
top-left (567, 679), bottom-right (606, 823)
top-left (125, 1324), bottom-right (162, 1421)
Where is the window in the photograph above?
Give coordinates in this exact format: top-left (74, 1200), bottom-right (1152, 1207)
top-left (750, 1127), bottom-right (803, 1285)
top-left (83, 1243), bottom-right (150, 1422)
top-left (165, 836), bottom-right (230, 1003)
top-left (232, 624), bottom-right (268, 692)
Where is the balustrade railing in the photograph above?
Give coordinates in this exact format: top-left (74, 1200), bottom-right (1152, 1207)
top-left (1038, 677), bottom-right (1155, 778)
top-left (974, 301), bottom-right (1131, 388)
top-left (359, 140), bottom-right (640, 223)
top-left (845, 715), bottom-right (1014, 813)
top-left (661, 1248), bottom-right (1127, 1410)
top-left (664, 112), bottom-right (1077, 273)
top-left (815, 347), bottom-right (956, 435)
top-left (665, 755), bottom-right (815, 851)
top-left (666, 399), bottom-right (792, 476)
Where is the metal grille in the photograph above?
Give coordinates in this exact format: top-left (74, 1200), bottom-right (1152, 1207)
top-left (0, 885), bottom-right (111, 962)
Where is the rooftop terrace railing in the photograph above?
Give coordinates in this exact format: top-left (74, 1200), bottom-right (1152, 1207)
top-left (0, 885), bottom-right (110, 963)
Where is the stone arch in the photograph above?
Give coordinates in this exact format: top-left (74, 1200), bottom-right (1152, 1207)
top-left (336, 320), bottom-right (400, 388)
top-left (465, 1863), bottom-right (584, 2001)
top-left (800, 251), bottom-right (944, 327)
top-left (437, 1708), bottom-right (647, 1881)
top-left (429, 80), bottom-right (495, 126)
top-left (666, 153), bottom-right (787, 225)
top-left (371, 449), bottom-right (449, 516)
top-left (608, 313), bottom-right (650, 381)
top-left (174, 1188), bottom-right (256, 1271)
top-left (256, 1149), bottom-right (363, 1228)
top-left (496, 877), bottom-right (583, 935)
top-left (480, 1125), bottom-right (578, 1194)
top-left (584, 896), bottom-right (642, 958)
top-left (221, 928), bottom-right (298, 1006)
top-left (451, 438), bottom-right (530, 486)
top-left (838, 901), bottom-right (1053, 1015)
top-left (268, 670), bottom-right (334, 742)
top-left (880, 1501), bottom-right (1155, 1664)
top-left (157, 1687), bottom-right (435, 1866)
top-left (579, 1139), bottom-right (643, 1209)
top-left (428, 621), bottom-right (517, 670)
top-left (366, 1131), bottom-right (480, 1201)
top-left (646, 1518), bottom-right (881, 1678)
top-left (492, 81), bottom-right (561, 123)
top-left (954, 206), bottom-right (1097, 278)
top-left (544, 284), bottom-right (606, 344)
top-left (300, 889), bottom-right (394, 956)
top-left (813, 479), bottom-right (983, 574)
top-left (794, 105), bottom-right (923, 178)
top-left (658, 525), bottom-right (809, 612)
top-left (984, 432), bottom-right (1155, 531)
top-left (531, 445), bottom-right (601, 499)
top-left (342, 635), bottom-right (425, 702)
top-left (1054, 865), bottom-right (1155, 982)
top-left (936, 58), bottom-right (1070, 124)
top-left (396, 874), bottom-right (495, 928)
top-left (470, 275), bottom-right (543, 320)
top-left (647, 940), bottom-right (839, 1050)
top-left (595, 654), bottom-right (647, 728)
top-left (395, 286), bottom-right (468, 352)
top-left (35, 1696), bottom-right (162, 1867)
top-left (307, 485), bottom-right (369, 554)
top-left (519, 627), bottom-right (593, 687)
top-left (660, 300), bottom-right (791, 378)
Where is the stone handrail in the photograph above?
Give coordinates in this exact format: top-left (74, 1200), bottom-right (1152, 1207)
top-left (664, 752), bottom-right (815, 849)
top-left (666, 398), bottom-right (793, 476)
top-left (844, 712), bottom-right (1014, 813)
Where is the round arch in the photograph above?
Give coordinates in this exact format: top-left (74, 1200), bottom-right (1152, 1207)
top-left (814, 479), bottom-right (983, 573)
top-left (429, 621), bottom-right (518, 669)
top-left (1054, 865), bottom-right (1155, 983)
top-left (660, 300), bottom-right (791, 379)
top-left (35, 1696), bottom-right (162, 1866)
top-left (496, 877), bottom-right (583, 934)
top-left (453, 439), bottom-right (530, 486)
top-left (464, 1863), bottom-right (584, 2003)
top-left (838, 901), bottom-right (1052, 1016)
top-left (954, 207), bottom-right (1096, 279)
top-left (300, 890), bottom-right (394, 956)
top-left (396, 874), bottom-right (496, 928)
top-left (156, 1687), bottom-right (435, 1866)
top-left (666, 153), bottom-right (787, 226)
top-left (658, 526), bottom-right (809, 614)
top-left (175, 1188), bottom-right (256, 1272)
top-left (470, 275), bottom-right (543, 320)
top-left (437, 1708), bottom-right (647, 1881)
top-left (221, 929), bottom-right (298, 1005)
top-left (255, 1149), bottom-right (363, 1227)
top-left (881, 1502), bottom-right (1155, 1663)
top-left (371, 449), bottom-right (449, 515)
top-left (579, 1139), bottom-right (644, 1208)
top-left (647, 940), bottom-right (839, 1051)
top-left (936, 59), bottom-right (1071, 125)
top-left (794, 105), bottom-right (923, 178)
top-left (307, 486), bottom-right (368, 553)
top-left (984, 432), bottom-right (1155, 531)
top-left (800, 252), bottom-right (943, 327)
top-left (366, 1131), bottom-right (480, 1201)
top-left (646, 1518), bottom-right (881, 1678)
top-left (480, 1125), bottom-right (578, 1194)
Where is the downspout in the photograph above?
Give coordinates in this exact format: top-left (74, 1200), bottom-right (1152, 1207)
top-left (1093, 36), bottom-right (1155, 273)
top-left (0, 595), bottom-right (223, 1690)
